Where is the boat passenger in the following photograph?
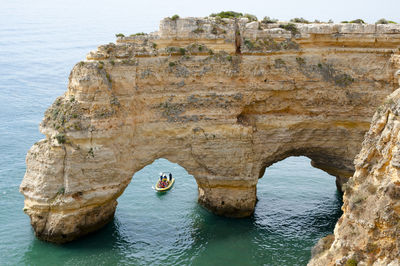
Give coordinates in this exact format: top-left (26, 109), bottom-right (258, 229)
top-left (169, 173), bottom-right (172, 181)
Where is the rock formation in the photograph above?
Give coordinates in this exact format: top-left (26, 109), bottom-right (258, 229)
top-left (309, 61), bottom-right (400, 265)
top-left (20, 16), bottom-right (400, 243)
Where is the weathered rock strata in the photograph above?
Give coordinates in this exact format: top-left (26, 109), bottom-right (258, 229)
top-left (20, 17), bottom-right (400, 243)
top-left (309, 67), bottom-right (400, 265)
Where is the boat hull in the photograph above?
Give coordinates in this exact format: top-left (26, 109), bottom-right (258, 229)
top-left (155, 178), bottom-right (175, 192)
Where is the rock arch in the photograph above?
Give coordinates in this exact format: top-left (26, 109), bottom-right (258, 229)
top-left (20, 17), bottom-right (400, 243)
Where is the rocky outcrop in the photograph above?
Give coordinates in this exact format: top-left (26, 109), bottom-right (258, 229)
top-left (20, 17), bottom-right (400, 243)
top-left (309, 61), bottom-right (400, 266)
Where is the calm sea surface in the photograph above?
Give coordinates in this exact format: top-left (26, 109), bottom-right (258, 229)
top-left (0, 1), bottom-right (342, 265)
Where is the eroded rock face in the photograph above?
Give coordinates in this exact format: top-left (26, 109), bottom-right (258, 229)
top-left (20, 17), bottom-right (400, 243)
top-left (309, 72), bottom-right (400, 266)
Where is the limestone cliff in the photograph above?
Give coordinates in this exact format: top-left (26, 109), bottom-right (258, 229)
top-left (309, 60), bottom-right (400, 266)
top-left (20, 16), bottom-right (400, 243)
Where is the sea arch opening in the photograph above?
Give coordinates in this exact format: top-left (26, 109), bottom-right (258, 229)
top-left (119, 158), bottom-right (198, 219)
top-left (255, 155), bottom-right (343, 263)
top-left (256, 146), bottom-right (355, 192)
top-left (23, 159), bottom-right (203, 265)
top-left (100, 156), bottom-right (344, 265)
top-left (110, 158), bottom-right (200, 264)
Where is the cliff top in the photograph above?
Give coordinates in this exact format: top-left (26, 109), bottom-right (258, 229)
top-left (85, 16), bottom-right (400, 61)
top-left (116, 16), bottom-right (400, 42)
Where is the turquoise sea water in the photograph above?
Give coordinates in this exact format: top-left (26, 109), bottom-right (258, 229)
top-left (0, 1), bottom-right (342, 265)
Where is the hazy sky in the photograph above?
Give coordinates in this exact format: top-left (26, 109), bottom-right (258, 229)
top-left (131, 0), bottom-right (400, 24)
top-left (3, 0), bottom-right (399, 33)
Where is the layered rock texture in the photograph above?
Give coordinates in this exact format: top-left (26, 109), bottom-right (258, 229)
top-left (309, 64), bottom-right (400, 265)
top-left (20, 17), bottom-right (400, 244)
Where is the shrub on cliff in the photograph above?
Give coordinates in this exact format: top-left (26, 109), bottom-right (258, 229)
top-left (290, 17), bottom-right (310, 24)
top-left (341, 19), bottom-right (365, 24)
top-left (129, 32), bottom-right (146, 36)
top-left (375, 18), bottom-right (397, 24)
top-left (55, 133), bottom-right (66, 144)
top-left (345, 258), bottom-right (357, 266)
top-left (166, 46), bottom-right (177, 53)
top-left (210, 25), bottom-right (226, 35)
top-left (243, 13), bottom-right (257, 22)
top-left (244, 39), bottom-right (254, 50)
top-left (279, 23), bottom-right (299, 35)
top-left (115, 33), bottom-right (125, 38)
top-left (170, 14), bottom-right (179, 21)
top-left (178, 48), bottom-right (186, 55)
top-left (350, 19), bottom-right (365, 24)
top-left (57, 187), bottom-right (65, 195)
top-left (296, 57), bottom-right (306, 66)
top-left (313, 19), bottom-right (334, 24)
top-left (316, 62), bottom-right (355, 87)
top-left (192, 27), bottom-right (204, 34)
top-left (210, 11), bottom-right (242, 19)
top-left (261, 16), bottom-right (278, 24)
top-left (106, 73), bottom-right (111, 83)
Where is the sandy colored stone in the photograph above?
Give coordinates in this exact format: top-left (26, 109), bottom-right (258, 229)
top-left (309, 77), bottom-right (400, 265)
top-left (20, 17), bottom-right (400, 244)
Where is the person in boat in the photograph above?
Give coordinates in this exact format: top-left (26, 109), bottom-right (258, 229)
top-left (169, 173), bottom-right (172, 181)
top-left (159, 175), bottom-right (165, 188)
top-left (157, 175), bottom-right (166, 188)
top-left (163, 176), bottom-right (169, 186)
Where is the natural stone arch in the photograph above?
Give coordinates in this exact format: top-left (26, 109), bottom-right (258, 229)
top-left (20, 17), bottom-right (400, 243)
top-left (256, 146), bottom-right (359, 189)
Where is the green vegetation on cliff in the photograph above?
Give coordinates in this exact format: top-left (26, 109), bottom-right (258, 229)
top-left (341, 19), bottom-right (365, 24)
top-left (375, 18), bottom-right (397, 24)
top-left (210, 11), bottom-right (242, 19)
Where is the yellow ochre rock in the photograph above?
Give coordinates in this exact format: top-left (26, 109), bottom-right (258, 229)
top-left (309, 78), bottom-right (400, 265)
top-left (20, 16), bottom-right (400, 248)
